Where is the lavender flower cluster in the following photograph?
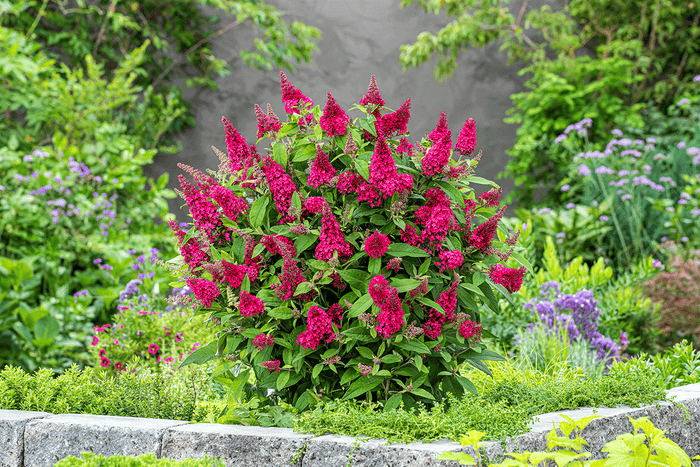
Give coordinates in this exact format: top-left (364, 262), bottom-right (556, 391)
top-left (517, 281), bottom-right (626, 368)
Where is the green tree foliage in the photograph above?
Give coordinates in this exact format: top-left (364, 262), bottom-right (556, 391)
top-left (398, 0), bottom-right (700, 208)
top-left (1, 0), bottom-right (320, 150)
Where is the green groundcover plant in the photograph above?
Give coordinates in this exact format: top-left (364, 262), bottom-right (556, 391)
top-left (170, 73), bottom-right (534, 412)
top-left (54, 452), bottom-right (223, 467)
top-left (437, 415), bottom-right (694, 466)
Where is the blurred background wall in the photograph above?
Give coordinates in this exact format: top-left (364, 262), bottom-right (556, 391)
top-left (144, 0), bottom-right (530, 219)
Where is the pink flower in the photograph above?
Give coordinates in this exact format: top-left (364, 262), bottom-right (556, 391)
top-left (164, 357), bottom-right (174, 365)
top-left (386, 257), bottom-right (402, 272)
top-left (280, 71), bottom-right (313, 117)
top-left (253, 333), bottom-right (275, 351)
top-left (254, 103), bottom-right (282, 139)
top-left (221, 260), bottom-right (248, 289)
top-left (436, 250), bottom-right (463, 273)
top-left (315, 205), bottom-right (353, 262)
top-left (239, 290), bottom-right (265, 317)
top-left (396, 137), bottom-right (414, 156)
top-left (304, 196), bottom-right (328, 215)
top-left (260, 235), bottom-right (296, 257)
top-left (261, 156), bottom-right (299, 223)
top-left (428, 111), bottom-right (450, 143)
top-left (467, 206), bottom-right (506, 253)
top-left (177, 174), bottom-right (223, 242)
top-left (169, 221), bottom-right (210, 274)
top-left (422, 131), bottom-right (452, 177)
top-left (186, 278), bottom-right (220, 308)
top-left (488, 264), bottom-right (526, 294)
top-left (99, 349), bottom-right (106, 357)
top-left (368, 275), bottom-right (405, 338)
top-left (308, 145), bottom-right (336, 189)
top-left (456, 118), bottom-right (477, 155)
top-left (114, 362), bottom-right (123, 371)
top-left (148, 344), bottom-right (160, 354)
top-left (458, 320), bottom-right (482, 340)
top-left (262, 360), bottom-right (281, 372)
top-left (296, 305), bottom-right (336, 350)
top-left (369, 136), bottom-right (413, 199)
top-left (100, 357), bottom-right (111, 367)
top-left (437, 281), bottom-right (458, 322)
top-left (358, 363), bottom-right (373, 376)
top-left (376, 98), bottom-right (411, 137)
top-left (423, 307), bottom-right (446, 339)
top-left (359, 75), bottom-right (385, 120)
top-left (364, 230), bottom-right (390, 258)
top-left (222, 116), bottom-right (253, 172)
top-left (477, 187), bottom-right (502, 208)
top-left (319, 92), bottom-right (349, 136)
top-left (209, 184), bottom-right (249, 222)
top-left (272, 257), bottom-right (309, 300)
top-left (336, 171), bottom-right (363, 194)
top-left (91, 336), bottom-right (99, 346)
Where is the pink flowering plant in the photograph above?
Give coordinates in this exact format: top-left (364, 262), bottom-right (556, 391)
top-left (172, 73), bottom-right (530, 411)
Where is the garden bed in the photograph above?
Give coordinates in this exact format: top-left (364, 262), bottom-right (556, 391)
top-left (3, 383), bottom-right (700, 467)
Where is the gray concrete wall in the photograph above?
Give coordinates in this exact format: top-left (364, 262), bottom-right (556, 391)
top-left (144, 0), bottom-right (535, 219)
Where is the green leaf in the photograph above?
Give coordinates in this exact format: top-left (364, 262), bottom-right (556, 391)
top-left (392, 217), bottom-right (406, 230)
top-left (381, 354), bottom-right (402, 364)
top-left (291, 192), bottom-right (302, 212)
top-left (294, 281), bottom-right (315, 296)
top-left (347, 292), bottom-right (373, 318)
top-left (337, 269), bottom-right (371, 291)
top-left (341, 326), bottom-right (374, 342)
top-left (180, 340), bottom-right (218, 367)
top-left (276, 371), bottom-right (291, 391)
top-left (272, 141), bottom-right (288, 168)
top-left (368, 257), bottom-right (381, 275)
top-left (32, 314), bottom-right (59, 347)
top-left (390, 278), bottom-right (423, 293)
top-left (354, 160), bottom-right (370, 181)
top-left (252, 243), bottom-right (267, 258)
top-left (357, 346), bottom-right (374, 359)
top-left (384, 393), bottom-right (402, 412)
top-left (396, 339), bottom-right (431, 355)
top-left (455, 375), bottom-right (478, 396)
top-left (268, 306), bottom-right (293, 320)
top-left (312, 364), bottom-right (323, 380)
top-left (249, 195), bottom-right (270, 229)
top-left (463, 175), bottom-right (498, 187)
top-left (358, 118), bottom-right (377, 137)
top-left (478, 282), bottom-right (499, 314)
top-left (410, 387), bottom-right (435, 401)
top-left (509, 250), bottom-right (535, 275)
top-left (294, 234), bottom-right (317, 255)
top-left (292, 143), bottom-right (317, 162)
top-left (436, 180), bottom-right (464, 204)
top-left (416, 297), bottom-right (445, 315)
top-left (386, 243), bottom-right (429, 258)
top-left (342, 375), bottom-right (382, 400)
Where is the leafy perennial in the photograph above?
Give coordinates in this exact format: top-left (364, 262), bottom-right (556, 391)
top-left (170, 73), bottom-right (532, 412)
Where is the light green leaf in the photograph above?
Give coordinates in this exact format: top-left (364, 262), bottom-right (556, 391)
top-left (249, 195), bottom-right (270, 229)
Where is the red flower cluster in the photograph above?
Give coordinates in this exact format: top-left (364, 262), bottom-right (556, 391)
top-left (169, 221), bottom-right (209, 273)
top-left (396, 137), bottom-right (414, 156)
top-left (296, 305), bottom-right (337, 349)
top-left (261, 156), bottom-right (299, 223)
top-left (271, 257), bottom-right (307, 301)
top-left (458, 320), bottom-right (482, 340)
top-left (414, 188), bottom-right (458, 253)
top-left (315, 205), bottom-right (353, 262)
top-left (260, 235), bottom-right (296, 257)
top-left (436, 249), bottom-right (463, 273)
top-left (477, 187), bottom-right (502, 208)
top-left (467, 206), bottom-right (507, 253)
top-left (253, 333), bottom-right (275, 351)
top-left (261, 360), bottom-right (281, 372)
top-left (376, 98), bottom-right (411, 137)
top-left (428, 111), bottom-right (450, 143)
top-left (359, 75), bottom-right (385, 120)
top-left (254, 103), bottom-right (282, 139)
top-left (368, 275), bottom-right (405, 338)
top-left (222, 260), bottom-right (247, 288)
top-left (223, 117), bottom-right (255, 172)
top-left (369, 136), bottom-right (413, 199)
top-left (364, 230), bottom-right (390, 258)
top-left (186, 278), bottom-right (220, 308)
top-left (319, 92), bottom-right (349, 136)
top-left (280, 71), bottom-right (313, 121)
top-left (177, 174), bottom-right (226, 243)
top-left (308, 145), bottom-right (336, 189)
top-left (488, 264), bottom-right (526, 293)
top-left (456, 118), bottom-right (477, 155)
top-left (422, 131), bottom-right (452, 177)
top-left (239, 290), bottom-right (265, 317)
top-left (209, 184), bottom-right (249, 222)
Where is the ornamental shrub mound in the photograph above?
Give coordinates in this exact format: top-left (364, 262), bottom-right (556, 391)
top-left (170, 73), bottom-right (530, 411)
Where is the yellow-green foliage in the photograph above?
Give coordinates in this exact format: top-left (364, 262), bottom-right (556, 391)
top-left (437, 415), bottom-right (693, 466)
top-left (54, 452), bottom-right (223, 467)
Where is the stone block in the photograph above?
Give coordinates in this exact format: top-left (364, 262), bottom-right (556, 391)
top-left (23, 414), bottom-right (188, 467)
top-left (161, 423), bottom-right (312, 467)
top-left (0, 410), bottom-right (51, 467)
top-left (302, 435), bottom-right (463, 467)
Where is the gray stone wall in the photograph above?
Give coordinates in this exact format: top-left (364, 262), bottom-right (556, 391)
top-left (144, 0), bottom-right (533, 219)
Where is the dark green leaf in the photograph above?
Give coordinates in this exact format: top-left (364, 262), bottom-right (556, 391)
top-left (180, 340), bottom-right (218, 367)
top-left (386, 243), bottom-right (429, 258)
top-left (249, 195), bottom-right (270, 229)
top-left (347, 292), bottom-right (373, 318)
top-left (342, 375), bottom-right (382, 400)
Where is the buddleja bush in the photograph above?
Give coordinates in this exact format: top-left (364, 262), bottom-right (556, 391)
top-left (171, 73), bottom-right (530, 411)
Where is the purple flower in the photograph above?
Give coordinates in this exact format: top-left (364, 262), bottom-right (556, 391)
top-left (93, 258), bottom-right (102, 264)
top-left (119, 279), bottom-right (142, 302)
top-left (599, 215), bottom-right (609, 221)
top-left (611, 129), bottom-right (623, 137)
top-left (132, 264), bottom-right (140, 270)
top-left (578, 164), bottom-right (591, 176)
top-left (621, 194), bottom-right (632, 201)
top-left (678, 142), bottom-right (686, 149)
top-left (555, 134), bottom-right (567, 144)
top-left (127, 249), bottom-right (136, 255)
top-left (677, 98), bottom-right (691, 106)
top-left (137, 255), bottom-right (146, 264)
top-left (561, 184), bottom-right (570, 192)
top-left (694, 75), bottom-right (700, 83)
top-left (566, 203), bottom-right (575, 209)
top-left (101, 264), bottom-right (113, 271)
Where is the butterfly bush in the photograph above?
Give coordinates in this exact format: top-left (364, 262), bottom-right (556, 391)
top-left (169, 73), bottom-right (528, 410)
top-left (516, 281), bottom-right (625, 369)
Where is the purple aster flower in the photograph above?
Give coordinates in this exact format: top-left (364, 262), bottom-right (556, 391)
top-left (566, 203), bottom-right (575, 209)
top-left (561, 184), bottom-right (570, 192)
top-left (599, 215), bottom-right (609, 221)
top-left (678, 142), bottom-right (686, 149)
top-left (578, 164), bottom-right (591, 176)
top-left (677, 98), bottom-right (691, 106)
top-left (694, 75), bottom-right (700, 82)
top-left (611, 129), bottom-right (623, 137)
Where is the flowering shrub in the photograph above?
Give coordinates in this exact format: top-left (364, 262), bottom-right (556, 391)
top-left (88, 250), bottom-right (216, 376)
top-left (515, 281), bottom-right (627, 372)
top-left (172, 73), bottom-right (529, 410)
